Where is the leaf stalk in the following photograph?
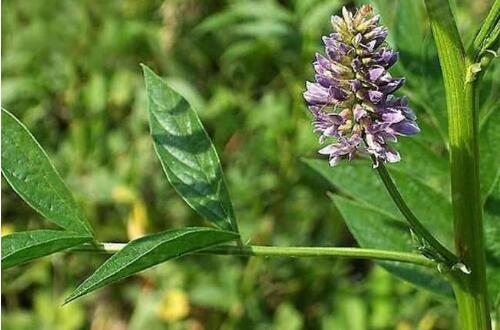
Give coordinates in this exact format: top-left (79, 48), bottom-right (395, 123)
top-left (70, 243), bottom-right (435, 268)
top-left (375, 161), bottom-right (459, 266)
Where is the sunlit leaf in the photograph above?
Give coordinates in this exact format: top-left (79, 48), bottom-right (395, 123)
top-left (2, 230), bottom-right (92, 269)
top-left (1, 109), bottom-right (93, 236)
top-left (65, 227), bottom-right (239, 303)
top-left (142, 65), bottom-right (238, 232)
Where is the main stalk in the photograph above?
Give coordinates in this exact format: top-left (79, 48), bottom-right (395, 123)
top-left (424, 0), bottom-right (491, 329)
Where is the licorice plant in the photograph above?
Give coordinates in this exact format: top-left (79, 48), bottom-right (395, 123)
top-left (1, 1), bottom-right (499, 329)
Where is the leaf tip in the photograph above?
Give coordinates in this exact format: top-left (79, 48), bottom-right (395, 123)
top-left (63, 288), bottom-right (84, 306)
top-left (62, 295), bottom-right (76, 306)
top-left (140, 63), bottom-right (155, 77)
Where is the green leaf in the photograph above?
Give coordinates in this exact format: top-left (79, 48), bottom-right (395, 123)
top-left (417, 36), bottom-right (448, 139)
top-left (484, 172), bottom-right (500, 237)
top-left (480, 94), bottom-right (500, 306)
top-left (65, 227), bottom-right (239, 303)
top-left (484, 170), bottom-right (500, 306)
top-left (392, 139), bottom-right (449, 195)
top-left (195, 1), bottom-right (292, 35)
top-left (298, 0), bottom-right (343, 34)
top-left (1, 109), bottom-right (93, 236)
top-left (305, 158), bottom-right (454, 295)
top-left (232, 20), bottom-right (293, 39)
top-left (331, 195), bottom-right (451, 295)
top-left (142, 65), bottom-right (238, 232)
top-left (304, 158), bottom-right (454, 249)
top-left (390, 0), bottom-right (449, 143)
top-left (480, 109), bottom-right (500, 202)
top-left (394, 0), bottom-right (425, 71)
top-left (2, 230), bottom-right (92, 269)
top-left (478, 61), bottom-right (498, 122)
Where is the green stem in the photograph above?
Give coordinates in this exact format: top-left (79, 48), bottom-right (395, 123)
top-left (424, 0), bottom-right (491, 329)
top-left (375, 161), bottom-right (458, 265)
top-left (70, 243), bottom-right (434, 268)
top-left (449, 75), bottom-right (491, 330)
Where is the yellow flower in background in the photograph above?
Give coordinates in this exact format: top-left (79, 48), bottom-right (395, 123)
top-left (396, 321), bottom-right (412, 330)
top-left (156, 288), bottom-right (190, 322)
top-left (127, 201), bottom-right (148, 240)
top-left (111, 185), bottom-right (136, 203)
top-left (1, 224), bottom-right (15, 236)
top-left (418, 312), bottom-right (438, 330)
top-left (111, 185), bottom-right (148, 239)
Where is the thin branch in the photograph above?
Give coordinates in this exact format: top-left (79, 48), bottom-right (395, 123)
top-left (375, 160), bottom-right (459, 266)
top-left (70, 243), bottom-right (435, 268)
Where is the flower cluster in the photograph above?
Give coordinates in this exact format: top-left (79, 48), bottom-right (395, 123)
top-left (304, 5), bottom-right (419, 167)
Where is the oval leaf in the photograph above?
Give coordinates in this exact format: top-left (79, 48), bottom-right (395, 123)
top-left (64, 227), bottom-right (239, 303)
top-left (2, 230), bottom-right (92, 269)
top-left (305, 158), bottom-right (453, 295)
top-left (1, 109), bottom-right (93, 236)
top-left (142, 65), bottom-right (238, 232)
top-left (332, 195), bottom-right (451, 296)
top-left (304, 158), bottom-right (454, 249)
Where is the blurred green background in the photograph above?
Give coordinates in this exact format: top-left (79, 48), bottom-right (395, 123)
top-left (1, 0), bottom-right (495, 329)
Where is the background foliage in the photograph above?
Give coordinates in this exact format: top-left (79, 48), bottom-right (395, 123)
top-left (1, 0), bottom-right (497, 329)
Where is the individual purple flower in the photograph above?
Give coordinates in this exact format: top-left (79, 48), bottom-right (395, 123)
top-left (304, 5), bottom-right (420, 167)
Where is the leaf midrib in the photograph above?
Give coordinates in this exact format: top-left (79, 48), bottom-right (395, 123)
top-left (2, 232), bottom-right (91, 259)
top-left (70, 229), bottom-right (200, 297)
top-left (149, 97), bottom-right (232, 224)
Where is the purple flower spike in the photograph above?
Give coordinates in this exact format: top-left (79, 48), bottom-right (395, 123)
top-left (303, 4), bottom-right (419, 166)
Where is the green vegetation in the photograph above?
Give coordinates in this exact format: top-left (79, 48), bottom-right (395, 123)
top-left (2, 1), bottom-right (498, 329)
